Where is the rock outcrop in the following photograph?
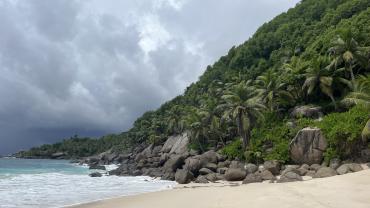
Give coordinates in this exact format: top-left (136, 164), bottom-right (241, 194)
top-left (161, 133), bottom-right (189, 155)
top-left (290, 127), bottom-right (327, 165)
top-left (83, 128), bottom-right (365, 184)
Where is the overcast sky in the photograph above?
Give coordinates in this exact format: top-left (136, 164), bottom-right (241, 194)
top-left (0, 0), bottom-right (300, 155)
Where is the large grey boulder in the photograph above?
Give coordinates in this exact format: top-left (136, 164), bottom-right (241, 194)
top-left (336, 164), bottom-right (351, 175)
top-left (263, 160), bottom-right (281, 175)
top-left (199, 168), bottom-right (214, 175)
top-left (170, 133), bottom-right (190, 155)
top-left (224, 168), bottom-right (246, 181)
top-left (159, 153), bottom-right (169, 165)
top-left (281, 166), bottom-right (300, 176)
top-left (278, 171), bottom-right (302, 183)
top-left (291, 105), bottom-right (323, 119)
top-left (336, 163), bottom-right (363, 175)
top-left (290, 127), bottom-right (327, 165)
top-left (205, 173), bottom-right (218, 182)
top-left (161, 172), bottom-right (175, 181)
top-left (183, 157), bottom-right (202, 174)
top-left (175, 169), bottom-right (194, 184)
top-left (89, 172), bottom-right (102, 177)
top-left (161, 133), bottom-right (189, 155)
top-left (259, 170), bottom-right (276, 181)
top-left (152, 145), bottom-right (162, 156)
top-left (313, 167), bottom-right (337, 178)
top-left (195, 175), bottom-right (209, 183)
top-left (161, 136), bottom-right (178, 153)
top-left (245, 163), bottom-right (258, 174)
top-left (297, 164), bottom-right (309, 176)
top-left (242, 173), bottom-right (263, 184)
top-left (200, 150), bottom-right (219, 165)
top-left (310, 164), bottom-right (322, 171)
top-left (205, 163), bottom-right (218, 172)
top-left (217, 161), bottom-right (230, 168)
top-left (163, 155), bottom-right (185, 172)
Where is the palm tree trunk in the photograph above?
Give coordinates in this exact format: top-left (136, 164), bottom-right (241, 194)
top-left (349, 64), bottom-right (355, 83)
top-left (329, 94), bottom-right (337, 110)
top-left (237, 114), bottom-right (247, 149)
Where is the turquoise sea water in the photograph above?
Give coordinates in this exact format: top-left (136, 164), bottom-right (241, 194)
top-left (0, 158), bottom-right (175, 208)
top-left (0, 158), bottom-right (88, 175)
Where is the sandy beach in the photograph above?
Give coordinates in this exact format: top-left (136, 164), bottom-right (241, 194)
top-left (71, 169), bottom-right (370, 208)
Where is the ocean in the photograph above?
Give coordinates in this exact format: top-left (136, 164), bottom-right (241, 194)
top-left (0, 158), bottom-right (175, 208)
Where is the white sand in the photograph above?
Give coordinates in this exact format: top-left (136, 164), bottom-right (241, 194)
top-left (72, 169), bottom-right (370, 208)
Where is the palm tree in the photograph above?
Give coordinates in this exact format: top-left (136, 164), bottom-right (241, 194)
top-left (185, 108), bottom-right (209, 152)
top-left (341, 74), bottom-right (370, 107)
top-left (280, 58), bottom-right (309, 105)
top-left (221, 81), bottom-right (265, 149)
top-left (329, 29), bottom-right (367, 82)
top-left (166, 106), bottom-right (185, 135)
top-left (256, 69), bottom-right (293, 111)
top-left (199, 97), bottom-right (225, 147)
top-left (303, 57), bottom-right (337, 109)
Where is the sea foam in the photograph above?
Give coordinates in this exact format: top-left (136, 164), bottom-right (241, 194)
top-left (0, 161), bottom-right (175, 208)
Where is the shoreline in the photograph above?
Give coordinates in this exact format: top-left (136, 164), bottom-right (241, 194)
top-left (70, 169), bottom-right (370, 208)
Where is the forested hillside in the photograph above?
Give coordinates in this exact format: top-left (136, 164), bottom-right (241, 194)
top-left (17, 0), bottom-right (370, 163)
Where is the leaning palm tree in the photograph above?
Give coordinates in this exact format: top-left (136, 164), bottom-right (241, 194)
top-left (303, 57), bottom-right (337, 109)
top-left (221, 81), bottom-right (265, 149)
top-left (341, 74), bottom-right (370, 107)
top-left (329, 29), bottom-right (367, 82)
top-left (256, 69), bottom-right (293, 111)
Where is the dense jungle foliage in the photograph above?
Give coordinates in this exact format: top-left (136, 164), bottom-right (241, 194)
top-left (17, 0), bottom-right (370, 162)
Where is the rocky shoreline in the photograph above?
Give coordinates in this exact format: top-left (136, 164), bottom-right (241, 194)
top-left (81, 129), bottom-right (370, 184)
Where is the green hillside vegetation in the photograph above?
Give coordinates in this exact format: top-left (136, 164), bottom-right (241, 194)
top-left (18, 0), bottom-right (370, 163)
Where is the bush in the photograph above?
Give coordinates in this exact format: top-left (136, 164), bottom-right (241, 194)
top-left (221, 139), bottom-right (244, 160)
top-left (297, 105), bottom-right (370, 161)
top-left (250, 112), bottom-right (295, 163)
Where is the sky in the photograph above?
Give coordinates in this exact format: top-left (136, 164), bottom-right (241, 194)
top-left (0, 0), bottom-right (300, 155)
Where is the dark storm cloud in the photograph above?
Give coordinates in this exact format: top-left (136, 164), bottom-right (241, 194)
top-left (0, 0), bottom-right (299, 154)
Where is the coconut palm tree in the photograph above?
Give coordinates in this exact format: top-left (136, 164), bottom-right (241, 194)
top-left (329, 29), bottom-right (367, 82)
top-left (303, 57), bottom-right (337, 109)
top-left (256, 69), bottom-right (293, 111)
top-left (185, 108), bottom-right (210, 152)
top-left (221, 81), bottom-right (265, 149)
top-left (341, 74), bottom-right (370, 107)
top-left (166, 106), bottom-right (186, 135)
